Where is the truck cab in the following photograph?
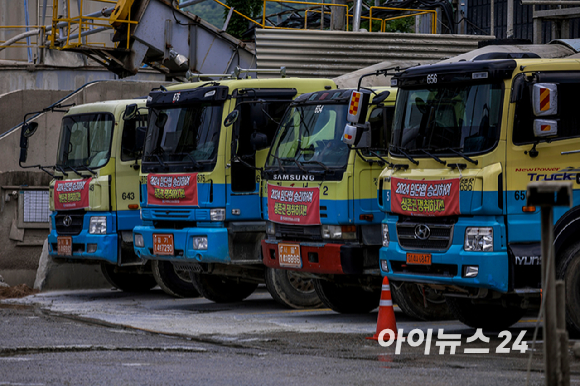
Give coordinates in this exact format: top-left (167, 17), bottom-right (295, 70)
top-left (41, 99), bottom-right (153, 291)
top-left (260, 88), bottom-right (401, 313)
top-left (133, 76), bottom-right (337, 306)
top-left (380, 58), bottom-right (580, 331)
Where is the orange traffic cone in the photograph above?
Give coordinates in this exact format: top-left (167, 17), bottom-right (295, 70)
top-left (367, 276), bottom-right (398, 341)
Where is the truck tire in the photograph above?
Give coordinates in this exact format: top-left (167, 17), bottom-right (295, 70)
top-left (100, 263), bottom-right (157, 292)
top-left (390, 281), bottom-right (453, 321)
top-left (264, 268), bottom-right (322, 309)
top-left (446, 297), bottom-right (526, 330)
top-left (190, 273), bottom-right (258, 303)
top-left (152, 260), bottom-right (199, 298)
top-left (556, 242), bottom-right (580, 336)
top-left (313, 279), bottom-right (380, 314)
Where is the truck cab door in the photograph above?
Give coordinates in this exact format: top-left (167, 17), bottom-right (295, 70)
top-left (115, 113), bottom-right (147, 232)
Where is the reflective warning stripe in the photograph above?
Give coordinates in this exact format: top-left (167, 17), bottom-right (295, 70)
top-left (540, 87), bottom-right (550, 111)
top-left (382, 284), bottom-right (390, 291)
top-left (379, 300), bottom-right (393, 307)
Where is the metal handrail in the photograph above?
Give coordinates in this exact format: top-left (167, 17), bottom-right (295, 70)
top-left (370, 6), bottom-right (437, 34)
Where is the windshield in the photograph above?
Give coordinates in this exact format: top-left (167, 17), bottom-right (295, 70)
top-left (391, 83), bottom-right (503, 155)
top-left (56, 113), bottom-right (114, 169)
top-left (143, 104), bottom-right (223, 166)
top-left (267, 103), bottom-right (349, 169)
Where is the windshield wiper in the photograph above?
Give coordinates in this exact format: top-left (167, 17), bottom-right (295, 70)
top-left (302, 159), bottom-right (329, 171)
top-left (293, 158), bottom-right (307, 173)
top-left (151, 154), bottom-right (167, 168)
top-left (412, 149), bottom-right (446, 166)
top-left (390, 145), bottom-right (419, 165)
top-left (64, 164), bottom-right (82, 175)
top-left (175, 152), bottom-right (201, 168)
top-left (439, 147), bottom-right (478, 165)
top-left (78, 164), bottom-right (97, 175)
top-left (268, 154), bottom-right (287, 172)
top-left (55, 165), bottom-right (68, 176)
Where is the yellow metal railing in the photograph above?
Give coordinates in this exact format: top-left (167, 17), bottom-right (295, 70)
top-left (370, 6), bottom-right (437, 34)
top-left (188, 0), bottom-right (436, 33)
top-left (49, 0), bottom-right (138, 50)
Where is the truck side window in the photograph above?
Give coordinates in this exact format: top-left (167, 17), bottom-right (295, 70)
top-left (364, 106), bottom-right (394, 156)
top-left (232, 100), bottom-right (289, 192)
top-left (121, 114), bottom-right (148, 162)
top-left (513, 83), bottom-right (580, 145)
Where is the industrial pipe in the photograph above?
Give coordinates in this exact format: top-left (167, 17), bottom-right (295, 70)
top-left (0, 29), bottom-right (39, 52)
top-left (353, 0), bottom-right (363, 31)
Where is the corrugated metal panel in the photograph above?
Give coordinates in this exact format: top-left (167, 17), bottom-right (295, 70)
top-left (255, 30), bottom-right (493, 78)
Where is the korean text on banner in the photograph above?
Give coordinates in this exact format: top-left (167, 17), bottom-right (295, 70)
top-left (147, 173), bottom-right (198, 206)
top-left (54, 178), bottom-right (91, 210)
top-left (268, 184), bottom-right (320, 225)
top-left (391, 178), bottom-right (460, 216)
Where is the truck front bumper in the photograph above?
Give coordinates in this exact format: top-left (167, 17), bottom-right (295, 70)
top-left (133, 225), bottom-right (230, 264)
top-left (48, 212), bottom-right (117, 264)
top-left (261, 239), bottom-right (378, 275)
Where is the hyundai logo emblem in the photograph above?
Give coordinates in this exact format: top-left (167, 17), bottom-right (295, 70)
top-left (63, 215), bottom-right (73, 227)
top-left (414, 224), bottom-right (431, 240)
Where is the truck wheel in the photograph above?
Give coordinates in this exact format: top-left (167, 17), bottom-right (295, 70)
top-left (100, 263), bottom-right (157, 292)
top-left (313, 279), bottom-right (380, 314)
top-left (446, 297), bottom-right (526, 330)
top-left (557, 242), bottom-right (580, 336)
top-left (152, 260), bottom-right (199, 298)
top-left (390, 281), bottom-right (453, 321)
top-left (190, 273), bottom-right (258, 303)
top-left (265, 268), bottom-right (322, 309)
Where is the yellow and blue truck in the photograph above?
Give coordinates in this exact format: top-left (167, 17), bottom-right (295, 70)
top-left (132, 76), bottom-right (337, 306)
top-left (19, 99), bottom-right (156, 291)
top-left (260, 86), bottom-right (414, 314)
top-left (379, 56), bottom-right (580, 331)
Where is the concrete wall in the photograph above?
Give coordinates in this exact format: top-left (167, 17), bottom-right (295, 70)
top-left (0, 62), bottom-right (167, 97)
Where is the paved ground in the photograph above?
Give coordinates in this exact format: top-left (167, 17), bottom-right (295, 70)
top-left (0, 287), bottom-right (578, 385)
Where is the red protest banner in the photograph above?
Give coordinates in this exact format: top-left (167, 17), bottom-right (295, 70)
top-left (268, 184), bottom-right (320, 225)
top-left (54, 178), bottom-right (91, 210)
top-left (147, 173), bottom-right (198, 206)
top-left (391, 177), bottom-right (460, 217)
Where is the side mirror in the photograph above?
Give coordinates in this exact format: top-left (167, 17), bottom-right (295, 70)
top-left (22, 122), bottom-right (39, 138)
top-left (371, 90), bottom-right (390, 105)
top-left (19, 133), bottom-right (29, 163)
top-left (342, 122), bottom-right (370, 147)
top-left (224, 110), bottom-right (239, 127)
top-left (250, 132), bottom-right (269, 151)
top-left (123, 104), bottom-right (139, 121)
top-left (135, 126), bottom-right (147, 153)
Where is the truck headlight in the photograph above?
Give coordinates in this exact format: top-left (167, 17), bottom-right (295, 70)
top-left (464, 227), bottom-right (493, 252)
top-left (382, 224), bottom-right (389, 247)
top-left (266, 222), bottom-right (275, 235)
top-left (321, 225), bottom-right (356, 240)
top-left (210, 209), bottom-right (225, 221)
top-left (89, 217), bottom-right (107, 234)
top-left (134, 234), bottom-right (144, 248)
top-left (193, 237), bottom-right (208, 250)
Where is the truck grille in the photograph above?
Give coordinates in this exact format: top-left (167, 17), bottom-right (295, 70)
top-left (55, 210), bottom-right (85, 236)
top-left (276, 224), bottom-right (322, 241)
top-left (396, 220), bottom-right (454, 251)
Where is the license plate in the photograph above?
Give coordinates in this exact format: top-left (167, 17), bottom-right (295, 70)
top-left (57, 236), bottom-right (72, 256)
top-left (406, 253), bottom-right (431, 265)
top-left (278, 243), bottom-right (302, 268)
top-left (153, 234), bottom-right (174, 256)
